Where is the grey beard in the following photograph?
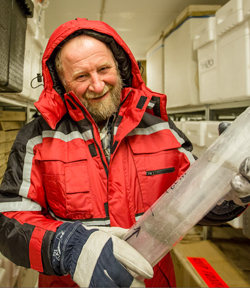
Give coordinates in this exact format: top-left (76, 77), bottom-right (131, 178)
top-left (82, 76), bottom-right (123, 124)
top-left (86, 93), bottom-right (120, 123)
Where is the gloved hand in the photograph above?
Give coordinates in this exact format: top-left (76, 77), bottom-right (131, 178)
top-left (218, 122), bottom-right (250, 206)
top-left (229, 157), bottom-right (250, 205)
top-left (51, 221), bottom-right (153, 287)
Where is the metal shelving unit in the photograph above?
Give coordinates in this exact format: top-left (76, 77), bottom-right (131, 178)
top-left (0, 95), bottom-right (37, 124)
top-left (168, 100), bottom-right (250, 122)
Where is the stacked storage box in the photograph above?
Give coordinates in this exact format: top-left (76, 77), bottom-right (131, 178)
top-left (0, 110), bottom-right (25, 184)
top-left (163, 5), bottom-right (221, 108)
top-left (216, 0), bottom-right (250, 102)
top-left (193, 17), bottom-right (218, 103)
top-left (194, 0), bottom-right (250, 104)
top-left (146, 21), bottom-right (175, 94)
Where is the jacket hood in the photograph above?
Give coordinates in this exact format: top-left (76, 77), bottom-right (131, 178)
top-left (35, 18), bottom-right (167, 129)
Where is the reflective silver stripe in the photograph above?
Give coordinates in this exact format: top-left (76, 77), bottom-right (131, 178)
top-left (43, 130), bottom-right (93, 142)
top-left (82, 219), bottom-right (110, 226)
top-left (178, 147), bottom-right (195, 165)
top-left (20, 135), bottom-right (42, 198)
top-left (114, 126), bottom-right (118, 136)
top-left (82, 130), bottom-right (93, 141)
top-left (49, 210), bottom-right (111, 226)
top-left (127, 122), bottom-right (171, 137)
top-left (147, 101), bottom-right (155, 109)
top-left (0, 197), bottom-right (41, 212)
top-left (127, 122), bottom-right (195, 165)
top-left (19, 130), bottom-right (93, 198)
top-left (127, 122), bottom-right (185, 146)
top-left (170, 128), bottom-right (185, 146)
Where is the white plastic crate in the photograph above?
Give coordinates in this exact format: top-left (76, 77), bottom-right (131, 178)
top-left (185, 121), bottom-right (207, 147)
top-left (185, 121), bottom-right (207, 157)
top-left (193, 17), bottom-right (219, 104)
top-left (216, 0), bottom-right (244, 36)
top-left (146, 39), bottom-right (164, 94)
top-left (205, 121), bottom-right (220, 147)
top-left (216, 0), bottom-right (250, 102)
top-left (193, 17), bottom-right (216, 50)
top-left (164, 17), bottom-right (207, 108)
top-left (173, 121), bottom-right (184, 131)
top-left (173, 121), bottom-right (207, 157)
top-left (179, 121), bottom-right (221, 157)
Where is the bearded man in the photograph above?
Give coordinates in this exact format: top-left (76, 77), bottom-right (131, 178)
top-left (0, 18), bottom-right (250, 288)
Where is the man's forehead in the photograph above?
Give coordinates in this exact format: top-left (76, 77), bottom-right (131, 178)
top-left (63, 34), bottom-right (108, 51)
top-left (61, 34), bottom-right (114, 61)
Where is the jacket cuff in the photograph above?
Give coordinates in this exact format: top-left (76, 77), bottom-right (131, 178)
top-left (198, 200), bottom-right (247, 226)
top-left (41, 230), bottom-right (58, 275)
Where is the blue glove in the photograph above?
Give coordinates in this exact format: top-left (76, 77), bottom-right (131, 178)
top-left (51, 221), bottom-right (153, 287)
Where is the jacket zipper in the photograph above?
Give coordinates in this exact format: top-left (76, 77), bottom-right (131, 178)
top-left (110, 89), bottom-right (133, 158)
top-left (146, 167), bottom-right (175, 176)
top-left (67, 93), bottom-right (109, 177)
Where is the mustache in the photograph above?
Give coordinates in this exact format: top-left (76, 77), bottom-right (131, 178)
top-left (84, 84), bottom-right (112, 100)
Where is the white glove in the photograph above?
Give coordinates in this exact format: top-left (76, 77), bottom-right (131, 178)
top-left (217, 122), bottom-right (250, 206)
top-left (51, 222), bottom-right (153, 287)
top-left (230, 157), bottom-right (250, 205)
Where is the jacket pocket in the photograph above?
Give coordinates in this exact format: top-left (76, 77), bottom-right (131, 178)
top-left (146, 167), bottom-right (175, 176)
top-left (42, 160), bottom-right (92, 220)
top-left (128, 138), bottom-right (179, 209)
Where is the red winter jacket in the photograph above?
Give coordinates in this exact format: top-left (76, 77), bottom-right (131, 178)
top-left (0, 18), bottom-right (195, 287)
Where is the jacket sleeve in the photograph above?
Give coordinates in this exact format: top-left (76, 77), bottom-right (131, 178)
top-left (198, 201), bottom-right (247, 226)
top-left (0, 123), bottom-right (62, 275)
top-left (170, 118), bottom-right (248, 226)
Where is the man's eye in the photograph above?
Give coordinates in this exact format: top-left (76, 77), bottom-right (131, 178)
top-left (77, 75), bottom-right (86, 79)
top-left (99, 67), bottom-right (109, 72)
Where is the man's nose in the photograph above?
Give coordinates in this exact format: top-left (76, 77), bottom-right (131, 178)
top-left (88, 73), bottom-right (105, 93)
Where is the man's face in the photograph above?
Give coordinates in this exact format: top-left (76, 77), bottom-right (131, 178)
top-left (60, 35), bottom-right (122, 124)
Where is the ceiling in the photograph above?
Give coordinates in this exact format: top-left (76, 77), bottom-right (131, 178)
top-left (43, 0), bottom-right (229, 60)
